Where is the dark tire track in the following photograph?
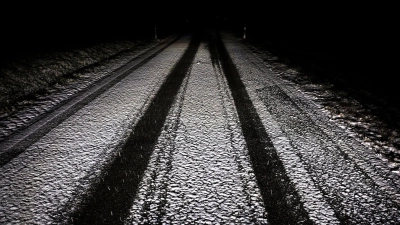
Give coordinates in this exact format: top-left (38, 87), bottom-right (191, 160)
top-left (0, 36), bottom-right (181, 167)
top-left (134, 63), bottom-right (191, 224)
top-left (68, 32), bottom-right (201, 225)
top-left (224, 31), bottom-right (400, 224)
top-left (209, 30), bottom-right (313, 224)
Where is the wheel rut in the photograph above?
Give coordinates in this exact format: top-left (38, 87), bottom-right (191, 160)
top-left (209, 31), bottom-right (313, 224)
top-left (68, 32), bottom-right (201, 225)
top-left (0, 36), bottom-right (181, 167)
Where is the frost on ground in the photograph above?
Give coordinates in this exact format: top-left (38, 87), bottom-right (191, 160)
top-left (0, 36), bottom-right (188, 224)
top-left (222, 31), bottom-right (400, 224)
top-left (0, 38), bottom-right (160, 141)
top-left (1, 29), bottom-right (399, 224)
top-left (0, 38), bottom-right (156, 117)
top-left (127, 42), bottom-right (267, 224)
top-left (242, 36), bottom-right (400, 175)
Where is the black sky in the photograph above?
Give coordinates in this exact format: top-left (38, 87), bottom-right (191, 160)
top-left (2, 2), bottom-right (395, 46)
top-left (1, 2), bottom-right (397, 76)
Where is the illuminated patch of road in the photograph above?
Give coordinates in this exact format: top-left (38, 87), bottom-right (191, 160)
top-left (127, 38), bottom-right (267, 224)
top-left (69, 34), bottom-right (201, 224)
top-left (0, 35), bottom-right (190, 225)
top-left (0, 36), bottom-right (180, 167)
top-left (211, 31), bottom-right (314, 224)
top-left (221, 31), bottom-right (400, 224)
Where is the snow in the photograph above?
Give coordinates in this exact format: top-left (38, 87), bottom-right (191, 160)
top-left (127, 42), bottom-right (267, 224)
top-left (0, 39), bottom-right (159, 141)
top-left (222, 31), bottom-right (400, 224)
top-left (0, 28), bottom-right (399, 224)
top-left (0, 35), bottom-right (189, 224)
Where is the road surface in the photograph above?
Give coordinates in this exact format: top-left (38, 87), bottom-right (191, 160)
top-left (1, 30), bottom-right (399, 224)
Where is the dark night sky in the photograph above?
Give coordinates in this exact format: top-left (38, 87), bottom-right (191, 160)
top-left (2, 2), bottom-right (395, 48)
top-left (1, 3), bottom-right (394, 42)
top-left (0, 1), bottom-right (397, 108)
top-left (1, 2), bottom-right (397, 77)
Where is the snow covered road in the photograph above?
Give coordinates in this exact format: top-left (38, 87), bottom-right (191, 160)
top-left (220, 32), bottom-right (400, 224)
top-left (1, 30), bottom-right (399, 224)
top-left (0, 35), bottom-right (190, 224)
top-left (127, 41), bottom-right (267, 224)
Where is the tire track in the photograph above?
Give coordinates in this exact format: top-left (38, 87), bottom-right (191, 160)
top-left (68, 32), bottom-right (201, 225)
top-left (1, 35), bottom-right (190, 224)
top-left (0, 36), bottom-right (181, 167)
top-left (127, 55), bottom-right (192, 224)
top-left (221, 31), bottom-right (400, 224)
top-left (211, 31), bottom-right (312, 224)
top-left (127, 32), bottom-right (267, 224)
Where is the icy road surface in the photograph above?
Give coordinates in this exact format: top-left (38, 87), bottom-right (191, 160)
top-left (127, 42), bottom-right (267, 224)
top-left (220, 32), bottom-right (400, 223)
top-left (0, 30), bottom-right (399, 224)
top-left (0, 35), bottom-right (190, 224)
